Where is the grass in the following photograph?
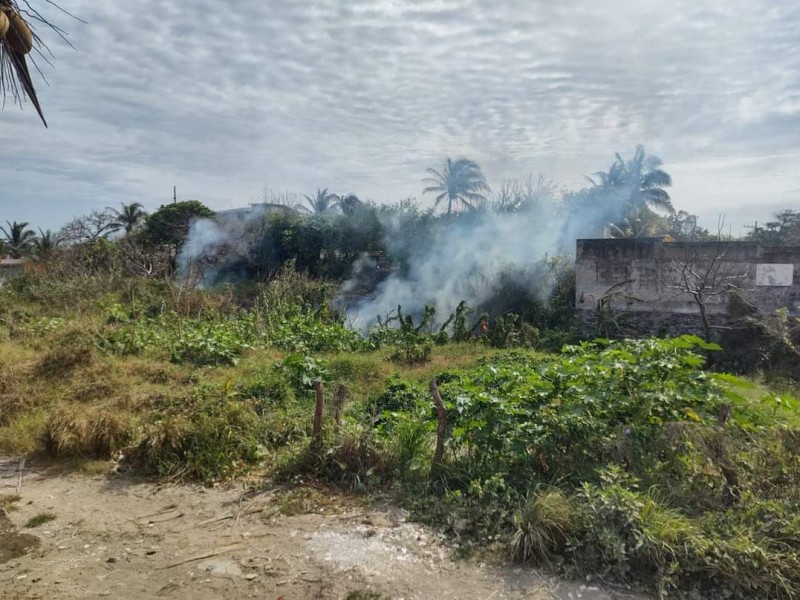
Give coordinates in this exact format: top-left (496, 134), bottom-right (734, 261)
top-left (345, 592), bottom-right (387, 600)
top-left (510, 488), bottom-right (576, 564)
top-left (24, 512), bottom-right (56, 528)
top-left (0, 494), bottom-right (21, 512)
top-left (3, 275), bottom-right (800, 598)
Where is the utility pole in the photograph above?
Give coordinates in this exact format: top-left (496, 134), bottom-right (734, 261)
top-left (173, 186), bottom-right (177, 204)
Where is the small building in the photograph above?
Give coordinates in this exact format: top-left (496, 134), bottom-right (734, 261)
top-left (575, 238), bottom-right (800, 337)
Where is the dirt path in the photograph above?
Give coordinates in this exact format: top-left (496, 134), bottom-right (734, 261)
top-left (0, 457), bottom-right (647, 600)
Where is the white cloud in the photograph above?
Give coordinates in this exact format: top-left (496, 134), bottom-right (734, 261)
top-left (0, 0), bottom-right (798, 231)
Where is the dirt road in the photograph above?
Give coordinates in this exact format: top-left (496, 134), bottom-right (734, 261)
top-left (0, 457), bottom-right (646, 600)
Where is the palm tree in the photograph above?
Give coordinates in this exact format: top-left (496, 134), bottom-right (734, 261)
top-left (623, 145), bottom-right (673, 213)
top-left (32, 228), bottom-right (60, 259)
top-left (338, 194), bottom-right (364, 217)
top-left (109, 202), bottom-right (148, 234)
top-left (0, 220), bottom-right (36, 258)
top-left (587, 145), bottom-right (674, 214)
top-left (422, 157), bottom-right (491, 215)
top-left (300, 188), bottom-right (339, 214)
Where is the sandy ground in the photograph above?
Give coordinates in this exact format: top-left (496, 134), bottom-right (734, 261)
top-left (0, 457), bottom-right (647, 600)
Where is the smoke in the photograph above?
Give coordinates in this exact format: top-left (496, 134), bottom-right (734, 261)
top-left (178, 218), bottom-right (227, 277)
top-left (176, 209), bottom-right (263, 285)
top-left (342, 180), bottom-right (636, 331)
top-left (344, 204), bottom-right (565, 330)
top-left (175, 163), bottom-right (646, 317)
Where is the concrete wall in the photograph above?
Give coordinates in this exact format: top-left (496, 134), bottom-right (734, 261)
top-left (575, 238), bottom-right (800, 336)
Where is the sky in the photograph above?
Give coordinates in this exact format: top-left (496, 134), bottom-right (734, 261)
top-left (1, 0), bottom-right (799, 234)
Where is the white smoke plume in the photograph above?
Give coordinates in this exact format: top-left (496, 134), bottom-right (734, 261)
top-left (344, 204), bottom-right (569, 330)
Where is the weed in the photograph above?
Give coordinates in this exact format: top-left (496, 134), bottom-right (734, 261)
top-left (0, 494), bottom-right (21, 512)
top-left (43, 404), bottom-right (135, 458)
top-left (24, 513), bottom-right (56, 528)
top-left (510, 488), bottom-right (576, 564)
top-left (345, 592), bottom-right (386, 600)
top-left (35, 344), bottom-right (93, 378)
top-left (135, 398), bottom-right (268, 481)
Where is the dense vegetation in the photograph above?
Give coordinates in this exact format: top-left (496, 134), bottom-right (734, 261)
top-left (3, 149), bottom-right (800, 599)
top-left (1, 252), bottom-right (799, 599)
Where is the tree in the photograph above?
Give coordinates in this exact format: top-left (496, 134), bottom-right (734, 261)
top-left (110, 202), bottom-right (148, 234)
top-left (745, 210), bottom-right (800, 246)
top-left (0, 0), bottom-right (59, 127)
top-left (300, 188), bottom-right (339, 214)
top-left (338, 194), bottom-right (364, 217)
top-left (422, 157), bottom-right (491, 215)
top-left (663, 210), bottom-right (713, 241)
top-left (667, 224), bottom-right (751, 340)
top-left (144, 200), bottom-right (214, 247)
top-left (588, 145), bottom-right (674, 215)
top-left (0, 220), bottom-right (35, 257)
top-left (492, 173), bottom-right (560, 213)
top-left (32, 228), bottom-right (60, 258)
top-left (59, 209), bottom-right (121, 245)
top-left (607, 207), bottom-right (665, 238)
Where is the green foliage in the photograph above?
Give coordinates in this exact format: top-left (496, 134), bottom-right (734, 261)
top-left (169, 318), bottom-right (254, 366)
top-left (278, 353), bottom-right (329, 391)
top-left (510, 488), bottom-right (576, 564)
top-left (144, 200), bottom-right (214, 247)
top-left (441, 336), bottom-right (725, 487)
top-left (374, 336), bottom-right (800, 597)
top-left (371, 376), bottom-right (425, 414)
top-left (24, 513), bottom-right (57, 528)
top-left (136, 396), bottom-right (268, 481)
top-left (745, 209), bottom-right (800, 246)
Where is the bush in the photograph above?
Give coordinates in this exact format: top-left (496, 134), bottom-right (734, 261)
top-left (135, 398), bottom-right (267, 481)
top-left (510, 488), bottom-right (576, 564)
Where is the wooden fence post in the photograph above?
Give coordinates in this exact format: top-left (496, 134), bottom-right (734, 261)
top-left (312, 380), bottom-right (325, 452)
top-left (429, 380), bottom-right (447, 478)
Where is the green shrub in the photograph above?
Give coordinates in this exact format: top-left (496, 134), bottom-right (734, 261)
top-left (510, 488), bottom-right (576, 564)
top-left (135, 398), bottom-right (267, 481)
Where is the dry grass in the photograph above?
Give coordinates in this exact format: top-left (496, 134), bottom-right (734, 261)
top-left (34, 344), bottom-right (93, 379)
top-left (43, 403), bottom-right (136, 458)
top-left (0, 493), bottom-right (21, 511)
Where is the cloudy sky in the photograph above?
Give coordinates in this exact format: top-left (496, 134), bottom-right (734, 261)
top-left (1, 0), bottom-right (799, 233)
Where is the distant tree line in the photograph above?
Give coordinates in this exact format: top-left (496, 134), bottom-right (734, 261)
top-left (5, 145), bottom-right (793, 279)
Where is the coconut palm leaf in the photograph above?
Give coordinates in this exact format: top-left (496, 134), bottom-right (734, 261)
top-left (0, 0), bottom-right (78, 127)
top-left (0, 219), bottom-right (35, 257)
top-left (109, 202), bottom-right (147, 234)
top-left (300, 188), bottom-right (339, 214)
top-left (422, 157), bottom-right (491, 215)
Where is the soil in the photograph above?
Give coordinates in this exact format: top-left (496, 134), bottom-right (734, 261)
top-left (0, 457), bottom-right (647, 600)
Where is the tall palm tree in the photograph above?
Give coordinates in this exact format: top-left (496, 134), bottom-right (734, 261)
top-left (587, 145), bottom-right (674, 214)
top-left (422, 157), bottom-right (491, 215)
top-left (109, 202), bottom-right (148, 234)
top-left (0, 220), bottom-right (36, 258)
top-left (300, 188), bottom-right (339, 214)
top-left (623, 145), bottom-right (673, 213)
top-left (32, 228), bottom-right (60, 258)
top-left (338, 194), bottom-right (364, 217)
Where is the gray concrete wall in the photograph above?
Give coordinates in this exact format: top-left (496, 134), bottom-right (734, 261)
top-left (575, 238), bottom-right (800, 336)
